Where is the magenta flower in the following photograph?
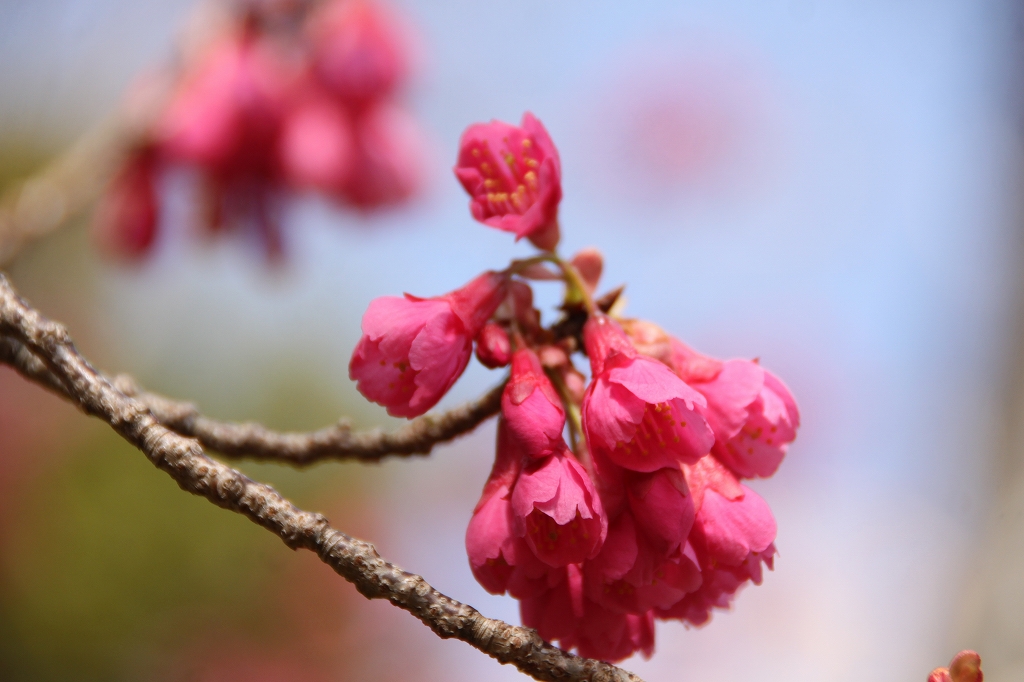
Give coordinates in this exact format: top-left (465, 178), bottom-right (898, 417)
top-left (583, 470), bottom-right (700, 614)
top-left (692, 484), bottom-right (776, 568)
top-left (520, 567), bottom-right (656, 663)
top-left (454, 112), bottom-right (562, 251)
top-left (625, 467), bottom-right (695, 556)
top-left (654, 560), bottom-right (751, 627)
top-left (656, 454), bottom-right (776, 626)
top-left (518, 564), bottom-right (586, 649)
top-left (94, 148), bottom-right (160, 259)
top-left (573, 602), bottom-right (655, 663)
top-left (349, 271), bottom-right (508, 417)
top-left (502, 348), bottom-right (566, 458)
top-left (156, 30), bottom-right (294, 256)
top-left (309, 0), bottom-right (410, 107)
top-left (582, 315), bottom-right (714, 473)
top-left (158, 33), bottom-right (288, 175)
top-left (670, 339), bottom-right (800, 478)
top-left (474, 321), bottom-right (512, 369)
top-left (465, 479), bottom-right (522, 594)
top-left (511, 451), bottom-right (607, 567)
top-left (341, 103), bottom-right (424, 208)
top-left (279, 93), bottom-right (354, 194)
top-left (466, 421), bottom-right (563, 597)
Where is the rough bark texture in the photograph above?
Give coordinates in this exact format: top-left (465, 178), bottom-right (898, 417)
top-left (0, 273), bottom-right (644, 682)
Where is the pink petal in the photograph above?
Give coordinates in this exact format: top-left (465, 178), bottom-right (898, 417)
top-left (607, 356), bottom-right (707, 410)
top-left (696, 359), bottom-right (764, 442)
top-left (694, 486), bottom-right (777, 566)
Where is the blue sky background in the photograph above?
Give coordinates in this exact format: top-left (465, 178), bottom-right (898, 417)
top-left (2, 1), bottom-right (1022, 680)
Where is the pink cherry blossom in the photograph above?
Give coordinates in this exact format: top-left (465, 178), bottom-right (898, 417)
top-left (582, 315), bottom-right (714, 473)
top-left (581, 469), bottom-right (700, 615)
top-left (519, 564), bottom-right (586, 647)
top-left (511, 451), bottom-right (607, 566)
top-left (623, 319), bottom-right (801, 479)
top-left (626, 467), bottom-right (695, 556)
top-left (670, 339), bottom-right (799, 479)
top-left (158, 32), bottom-right (289, 176)
top-left (684, 455), bottom-right (776, 566)
top-left (157, 29), bottom-right (294, 256)
top-left (655, 560), bottom-right (751, 626)
top-left (653, 454), bottom-right (776, 626)
top-left (94, 148), bottom-right (160, 259)
top-left (576, 604), bottom-right (655, 663)
top-left (474, 321), bottom-right (511, 368)
top-left (279, 93), bottom-right (354, 194)
top-left (454, 112), bottom-right (562, 250)
top-left (520, 566), bottom-right (656, 663)
top-left (342, 103), bottom-right (423, 208)
top-left (465, 479), bottom-right (519, 594)
top-left (349, 271), bottom-right (508, 417)
top-left (502, 348), bottom-right (566, 458)
top-left (466, 422), bottom-right (561, 597)
top-left (692, 484), bottom-right (776, 567)
top-left (714, 369), bottom-right (800, 479)
top-left (309, 0), bottom-right (410, 107)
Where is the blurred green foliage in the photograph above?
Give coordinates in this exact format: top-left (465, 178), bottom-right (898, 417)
top-left (0, 372), bottom-right (385, 681)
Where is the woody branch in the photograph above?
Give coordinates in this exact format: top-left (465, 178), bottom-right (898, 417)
top-left (0, 272), bottom-right (643, 682)
top-left (0, 334), bottom-right (504, 464)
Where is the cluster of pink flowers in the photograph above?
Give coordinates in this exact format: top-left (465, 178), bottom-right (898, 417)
top-left (349, 112), bottom-right (800, 662)
top-left (96, 0), bottom-right (422, 261)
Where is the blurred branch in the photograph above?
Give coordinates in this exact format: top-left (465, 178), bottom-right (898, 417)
top-left (0, 114), bottom-right (136, 265)
top-left (0, 272), bottom-right (640, 682)
top-left (0, 334), bottom-right (502, 463)
top-left (0, 0), bottom-right (329, 267)
top-left (115, 374), bottom-right (505, 464)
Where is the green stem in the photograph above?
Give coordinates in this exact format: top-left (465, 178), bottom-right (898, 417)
top-left (506, 253), bottom-right (560, 276)
top-left (546, 367), bottom-right (585, 461)
top-left (556, 259), bottom-right (597, 315)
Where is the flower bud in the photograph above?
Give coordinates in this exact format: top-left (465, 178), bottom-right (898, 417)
top-left (475, 322), bottom-right (511, 368)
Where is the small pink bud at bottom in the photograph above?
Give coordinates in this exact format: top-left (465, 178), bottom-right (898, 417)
top-left (948, 650), bottom-right (982, 682)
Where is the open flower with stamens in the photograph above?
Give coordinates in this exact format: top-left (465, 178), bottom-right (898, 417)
top-left (582, 315), bottom-right (714, 473)
top-left (349, 271), bottom-right (508, 417)
top-left (454, 112), bottom-right (562, 250)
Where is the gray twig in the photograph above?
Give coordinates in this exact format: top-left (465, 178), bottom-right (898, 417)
top-left (0, 334), bottom-right (503, 464)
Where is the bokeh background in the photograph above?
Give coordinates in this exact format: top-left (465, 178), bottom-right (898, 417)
top-left (2, 1), bottom-right (1024, 680)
